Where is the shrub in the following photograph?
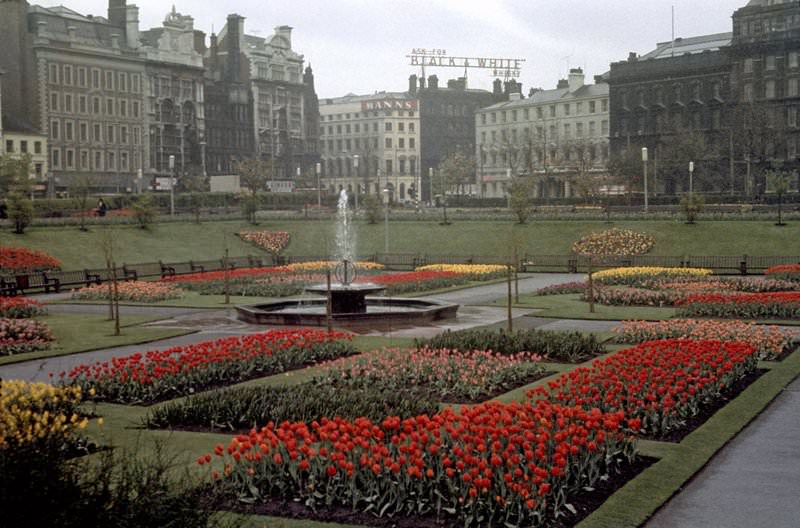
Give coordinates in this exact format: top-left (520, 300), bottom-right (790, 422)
top-left (0, 296), bottom-right (46, 318)
top-left (415, 328), bottom-right (604, 363)
top-left (0, 247), bottom-right (61, 273)
top-left (146, 382), bottom-right (439, 432)
top-left (131, 194), bottom-right (156, 229)
top-left (0, 318), bottom-right (54, 356)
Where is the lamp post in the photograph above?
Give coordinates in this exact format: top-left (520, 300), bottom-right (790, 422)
top-left (428, 167), bottom-right (434, 206)
top-left (689, 161), bottom-right (694, 196)
top-left (641, 147), bottom-right (648, 213)
top-left (353, 154), bottom-right (359, 210)
top-left (382, 187), bottom-right (389, 253)
top-left (168, 154), bottom-right (175, 216)
top-left (315, 162), bottom-right (321, 207)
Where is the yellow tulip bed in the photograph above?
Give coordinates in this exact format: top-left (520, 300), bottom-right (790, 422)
top-left (278, 261), bottom-right (385, 272)
top-left (415, 263), bottom-right (508, 280)
top-left (591, 267), bottom-right (713, 286)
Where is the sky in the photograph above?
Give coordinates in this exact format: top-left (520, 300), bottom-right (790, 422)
top-left (39, 0), bottom-right (748, 98)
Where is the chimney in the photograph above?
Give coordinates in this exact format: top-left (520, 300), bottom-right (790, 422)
top-left (509, 92), bottom-right (522, 101)
top-left (419, 76), bottom-right (426, 90)
top-left (274, 25), bottom-right (292, 49)
top-left (493, 78), bottom-right (503, 96)
top-left (125, 4), bottom-right (139, 48)
top-left (108, 0), bottom-right (126, 28)
top-left (209, 32), bottom-right (219, 73)
top-left (408, 74), bottom-right (417, 94)
top-left (225, 14), bottom-right (245, 82)
top-left (193, 30), bottom-right (206, 54)
top-left (568, 68), bottom-right (584, 92)
top-left (628, 52), bottom-right (638, 63)
top-left (428, 75), bottom-right (438, 89)
top-left (557, 79), bottom-right (568, 89)
top-left (447, 77), bottom-right (467, 90)
top-left (110, 33), bottom-right (120, 49)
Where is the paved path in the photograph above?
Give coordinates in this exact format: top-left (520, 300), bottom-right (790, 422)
top-left (646, 378), bottom-right (800, 528)
top-left (422, 273), bottom-right (581, 305)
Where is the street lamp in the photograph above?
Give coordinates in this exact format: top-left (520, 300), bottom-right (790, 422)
top-left (315, 162), bottom-right (321, 207)
top-left (689, 161), bottom-right (694, 196)
top-left (382, 187), bottom-right (390, 253)
top-left (353, 154), bottom-right (359, 210)
top-left (641, 147), bottom-right (648, 213)
top-left (428, 167), bottom-right (434, 206)
top-left (168, 154), bottom-right (175, 216)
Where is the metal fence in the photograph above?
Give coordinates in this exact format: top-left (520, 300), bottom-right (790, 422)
top-left (2, 253), bottom-right (798, 296)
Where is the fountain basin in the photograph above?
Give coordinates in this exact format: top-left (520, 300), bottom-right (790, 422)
top-left (304, 283), bottom-right (386, 314)
top-left (236, 297), bottom-right (459, 329)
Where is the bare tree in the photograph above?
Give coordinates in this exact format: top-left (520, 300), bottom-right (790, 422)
top-left (658, 125), bottom-right (721, 194)
top-left (435, 148), bottom-right (477, 197)
top-left (70, 174), bottom-right (98, 231)
top-left (238, 159), bottom-right (272, 224)
top-left (98, 228), bottom-right (121, 335)
top-left (730, 102), bottom-right (787, 196)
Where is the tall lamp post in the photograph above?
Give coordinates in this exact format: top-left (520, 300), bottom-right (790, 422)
top-left (428, 167), bottom-right (434, 206)
top-left (353, 154), bottom-right (359, 210)
top-left (641, 147), bottom-right (648, 213)
top-left (382, 187), bottom-right (389, 253)
top-left (315, 162), bottom-right (321, 207)
top-left (168, 154), bottom-right (175, 216)
top-left (689, 161), bottom-right (694, 196)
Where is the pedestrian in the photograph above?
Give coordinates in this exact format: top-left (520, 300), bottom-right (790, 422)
top-left (0, 198), bottom-right (7, 219)
top-left (96, 198), bottom-right (108, 217)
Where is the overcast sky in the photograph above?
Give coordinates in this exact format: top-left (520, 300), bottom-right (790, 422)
top-left (39, 0), bottom-right (747, 98)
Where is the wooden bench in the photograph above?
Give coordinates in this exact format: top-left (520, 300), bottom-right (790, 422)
top-left (1, 277), bottom-right (18, 296)
top-left (121, 265), bottom-right (138, 281)
top-left (41, 272), bottom-right (61, 293)
top-left (84, 269), bottom-right (102, 286)
top-left (189, 261), bottom-right (205, 273)
top-left (159, 261), bottom-right (176, 278)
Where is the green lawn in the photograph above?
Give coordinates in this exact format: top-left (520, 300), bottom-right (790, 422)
top-left (506, 293), bottom-right (678, 321)
top-left (0, 313), bottom-right (194, 366)
top-left (3, 219), bottom-right (799, 270)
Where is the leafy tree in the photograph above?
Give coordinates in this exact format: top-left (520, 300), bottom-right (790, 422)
top-left (730, 102), bottom-right (786, 196)
top-left (131, 194), bottom-right (156, 229)
top-left (363, 193), bottom-right (381, 224)
top-left (608, 146), bottom-right (644, 205)
top-left (0, 153), bottom-right (32, 196)
top-left (435, 148), bottom-right (476, 197)
top-left (680, 193), bottom-right (705, 224)
top-left (507, 176), bottom-right (536, 224)
top-left (177, 163), bottom-right (208, 224)
top-left (658, 126), bottom-right (720, 195)
top-left (767, 168), bottom-right (792, 226)
top-left (70, 175), bottom-right (97, 231)
top-left (7, 191), bottom-right (33, 234)
top-left (238, 159), bottom-right (272, 224)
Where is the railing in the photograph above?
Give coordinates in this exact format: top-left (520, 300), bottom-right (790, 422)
top-left (2, 253), bottom-right (798, 296)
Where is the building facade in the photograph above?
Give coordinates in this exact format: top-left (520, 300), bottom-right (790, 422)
top-left (319, 93), bottom-right (421, 202)
top-left (476, 69), bottom-right (610, 199)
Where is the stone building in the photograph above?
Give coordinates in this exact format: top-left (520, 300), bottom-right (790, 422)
top-left (409, 75), bottom-right (498, 202)
top-left (476, 69), bottom-right (610, 199)
top-left (319, 92), bottom-right (421, 203)
top-left (205, 14), bottom-right (320, 184)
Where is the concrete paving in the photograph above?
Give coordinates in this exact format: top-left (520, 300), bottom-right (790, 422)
top-left (646, 378), bottom-right (800, 528)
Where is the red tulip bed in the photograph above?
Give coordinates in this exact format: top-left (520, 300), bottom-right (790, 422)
top-left (675, 292), bottom-right (800, 320)
top-left (200, 338), bottom-right (758, 527)
top-left (0, 296), bottom-right (52, 356)
top-left (765, 264), bottom-right (800, 282)
top-left (0, 247), bottom-right (61, 274)
top-left (65, 329), bottom-right (355, 404)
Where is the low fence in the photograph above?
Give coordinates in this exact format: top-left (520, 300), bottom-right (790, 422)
top-left (2, 253), bottom-right (798, 296)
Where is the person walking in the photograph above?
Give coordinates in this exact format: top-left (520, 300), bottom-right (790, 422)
top-left (96, 198), bottom-right (108, 217)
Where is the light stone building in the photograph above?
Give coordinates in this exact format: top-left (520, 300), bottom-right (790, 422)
top-left (475, 69), bottom-right (610, 199)
top-left (319, 93), bottom-right (421, 203)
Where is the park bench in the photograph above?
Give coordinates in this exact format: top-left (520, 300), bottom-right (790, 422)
top-left (159, 260), bottom-right (176, 278)
top-left (189, 261), bottom-right (205, 273)
top-left (1, 277), bottom-right (18, 296)
top-left (84, 269), bottom-right (102, 286)
top-left (121, 265), bottom-right (138, 281)
top-left (41, 271), bottom-right (61, 293)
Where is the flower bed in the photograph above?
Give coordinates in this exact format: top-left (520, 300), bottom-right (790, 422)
top-left (588, 286), bottom-right (681, 307)
top-left (0, 247), bottom-right (61, 274)
top-left (279, 261), bottom-right (385, 272)
top-left (146, 382), bottom-right (440, 432)
top-left (766, 264), bottom-right (800, 282)
top-left (318, 347), bottom-right (545, 403)
top-left (166, 268), bottom-right (309, 297)
top-left (675, 292), bottom-right (800, 319)
top-left (370, 270), bottom-right (470, 294)
top-left (415, 263), bottom-right (507, 280)
top-left (238, 231), bottom-right (290, 255)
top-left (0, 318), bottom-right (54, 356)
top-left (204, 400), bottom-right (633, 527)
top-left (535, 281), bottom-right (588, 296)
top-left (71, 281), bottom-right (184, 303)
top-left (591, 267), bottom-right (712, 286)
top-left (614, 319), bottom-right (793, 360)
top-left (571, 228), bottom-right (655, 256)
top-left (66, 330), bottom-right (354, 404)
top-left (528, 339), bottom-right (759, 438)
top-left (416, 328), bottom-right (604, 363)
top-left (1, 380), bottom-right (86, 449)
top-left (0, 297), bottom-right (46, 318)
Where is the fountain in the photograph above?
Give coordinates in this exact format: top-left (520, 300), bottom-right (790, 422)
top-left (236, 190), bottom-right (458, 329)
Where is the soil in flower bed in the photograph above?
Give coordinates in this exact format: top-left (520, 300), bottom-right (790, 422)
top-left (642, 368), bottom-right (767, 444)
top-left (217, 455), bottom-right (657, 528)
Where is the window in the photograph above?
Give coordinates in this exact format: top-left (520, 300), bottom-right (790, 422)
top-left (790, 52), bottom-right (799, 69)
top-left (133, 127), bottom-right (140, 145)
top-left (49, 64), bottom-right (59, 84)
top-left (92, 69), bottom-right (100, 89)
top-left (107, 125), bottom-right (115, 143)
top-left (385, 137), bottom-right (392, 148)
top-left (481, 114), bottom-right (486, 125)
top-left (106, 98), bottom-right (114, 115)
top-left (93, 97), bottom-right (100, 114)
top-left (121, 126), bottom-right (128, 144)
top-left (563, 104), bottom-right (571, 116)
top-left (601, 120), bottom-right (609, 135)
top-left (409, 123), bottom-right (415, 132)
top-left (744, 82), bottom-right (754, 102)
top-left (398, 138), bottom-right (405, 148)
top-left (5, 140), bottom-right (13, 153)
top-left (601, 99), bottom-right (608, 112)
top-left (132, 74), bottom-right (140, 93)
top-left (132, 101), bottom-right (139, 118)
top-left (121, 152), bottom-right (128, 170)
top-left (35, 163), bottom-right (43, 177)
top-left (120, 100), bottom-right (127, 117)
top-left (549, 105), bottom-right (555, 117)
top-left (51, 120), bottom-right (60, 139)
top-left (78, 67), bottom-right (87, 87)
top-left (107, 152), bottom-right (115, 170)
top-left (491, 112), bottom-right (497, 123)
top-left (79, 123), bottom-right (88, 142)
top-left (65, 122), bottom-right (74, 141)
top-left (52, 149), bottom-right (60, 168)
top-left (66, 149), bottom-right (74, 169)
top-left (385, 122), bottom-right (392, 132)
top-left (537, 107), bottom-right (543, 119)
top-left (93, 124), bottom-right (101, 142)
top-left (409, 138), bottom-right (415, 149)
top-left (64, 94), bottom-right (73, 113)
top-left (788, 78), bottom-right (799, 97)
top-left (79, 95), bottom-right (87, 113)
top-left (34, 142), bottom-right (42, 154)
top-left (398, 122), bottom-right (405, 132)
top-left (766, 55), bottom-right (776, 71)
top-left (576, 122), bottom-right (584, 137)
top-left (744, 58), bottom-right (754, 74)
top-left (576, 102), bottom-right (584, 114)
top-left (94, 151), bottom-right (102, 170)
top-left (105, 71), bottom-right (114, 90)
top-left (80, 150), bottom-right (89, 169)
top-left (399, 159), bottom-right (405, 174)
top-left (563, 123), bottom-right (571, 138)
top-left (524, 108), bottom-right (530, 120)
top-left (766, 80), bottom-right (776, 99)
top-left (789, 107), bottom-right (798, 128)
top-left (589, 121), bottom-right (596, 136)
top-left (512, 110), bottom-right (518, 121)
top-left (385, 159), bottom-right (392, 175)
top-left (50, 93), bottom-right (59, 111)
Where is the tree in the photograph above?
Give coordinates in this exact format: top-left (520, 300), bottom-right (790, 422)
top-left (70, 175), bottom-right (97, 231)
top-left (0, 153), bottom-right (32, 197)
top-left (507, 176), bottom-right (536, 224)
top-left (7, 191), bottom-right (33, 234)
top-left (238, 159), bottom-right (272, 224)
top-left (608, 146), bottom-right (644, 205)
top-left (435, 148), bottom-right (476, 197)
top-left (658, 126), bottom-right (720, 195)
top-left (177, 163), bottom-right (208, 224)
top-left (363, 194), bottom-right (381, 224)
top-left (99, 227), bottom-right (121, 335)
top-left (767, 168), bottom-right (792, 226)
top-left (730, 102), bottom-right (786, 196)
top-left (680, 193), bottom-right (705, 224)
top-left (131, 194), bottom-right (156, 229)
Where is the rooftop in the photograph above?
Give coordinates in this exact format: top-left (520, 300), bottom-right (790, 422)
top-left (639, 32), bottom-right (732, 60)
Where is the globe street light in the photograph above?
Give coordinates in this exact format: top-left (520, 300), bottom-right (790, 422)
top-left (315, 162), bottom-right (321, 207)
top-left (353, 154), bottom-right (359, 210)
top-left (641, 147), bottom-right (648, 213)
top-left (168, 154), bottom-right (175, 216)
top-left (689, 161), bottom-right (694, 196)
